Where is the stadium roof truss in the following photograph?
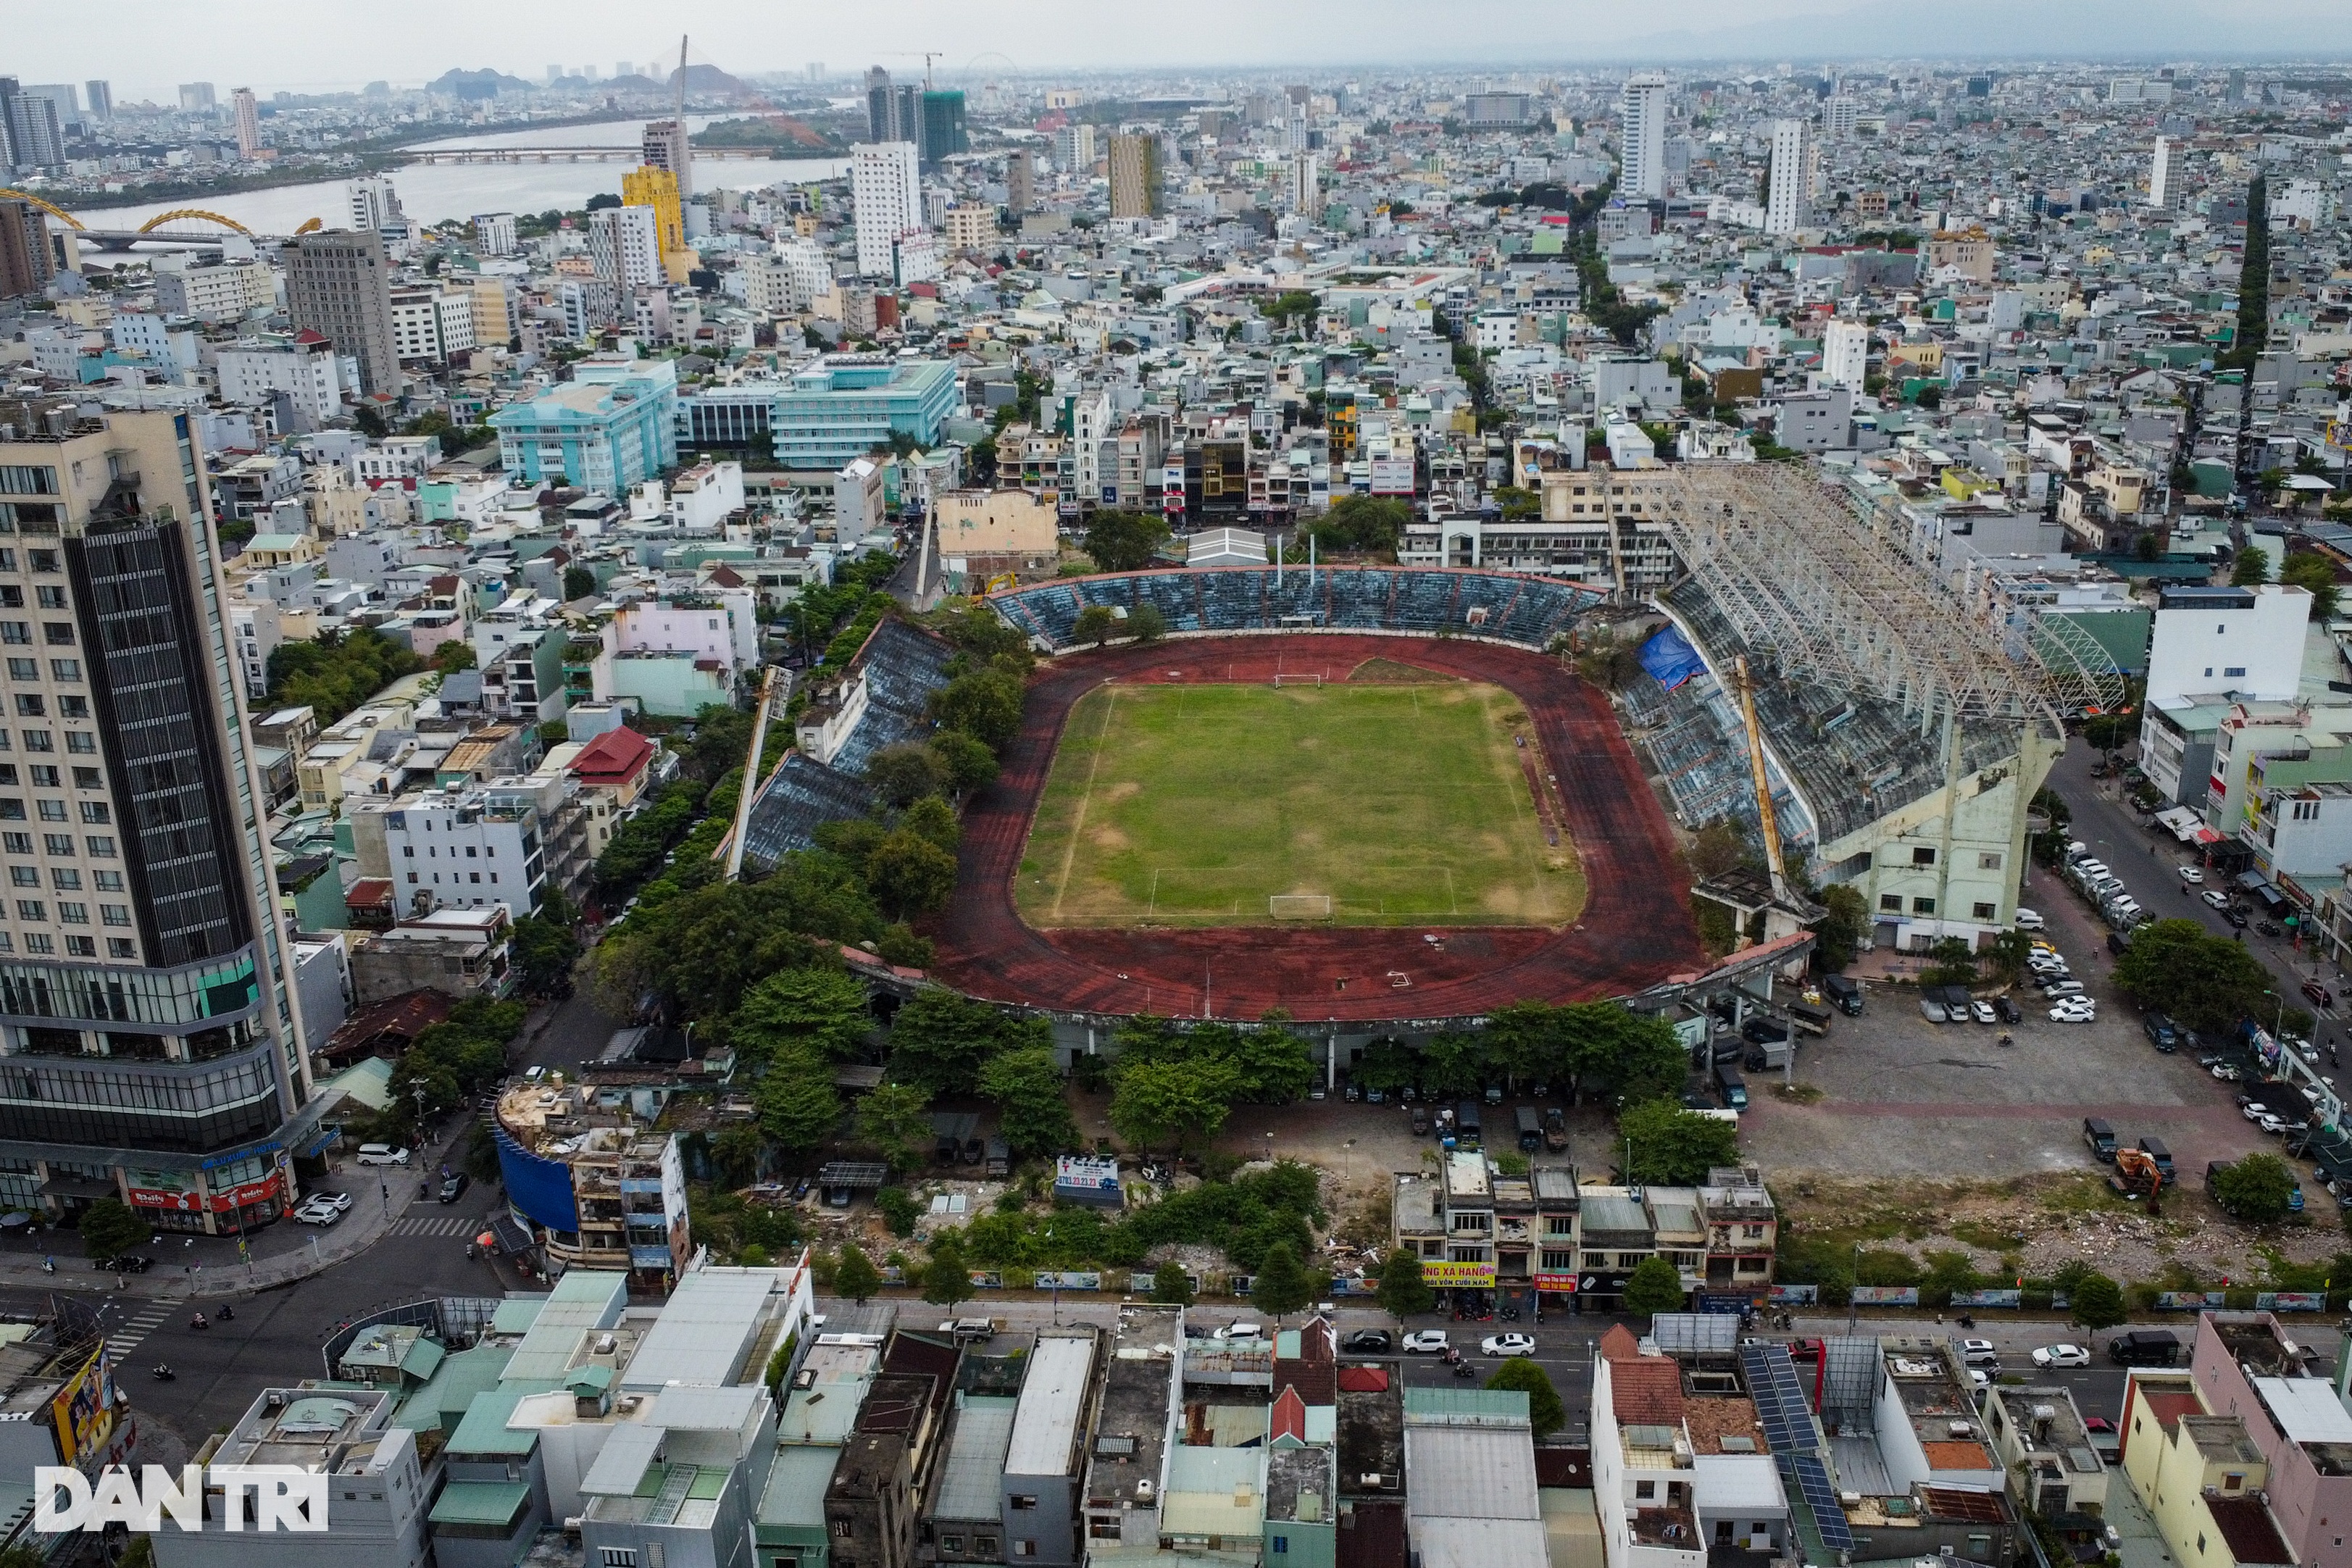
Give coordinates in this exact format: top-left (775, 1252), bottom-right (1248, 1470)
top-left (1664, 465), bottom-right (2122, 734)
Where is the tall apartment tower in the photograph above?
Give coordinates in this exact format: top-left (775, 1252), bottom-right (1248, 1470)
top-left (2149, 136), bottom-right (2176, 209)
top-left (1054, 122), bottom-right (1096, 175)
top-left (864, 67), bottom-right (899, 142)
top-left (230, 88), bottom-right (260, 160)
top-left (346, 176), bottom-right (401, 233)
top-left (1824, 93), bottom-right (1859, 141)
top-left (177, 83), bottom-right (215, 113)
top-left (1765, 117), bottom-right (1812, 234)
top-left (0, 80), bottom-right (66, 175)
top-left (1005, 149), bottom-right (1035, 215)
top-left (0, 398), bottom-right (312, 1233)
top-left (1109, 134), bottom-right (1163, 219)
top-left (0, 198), bottom-right (55, 300)
top-left (850, 141), bottom-right (924, 280)
top-left (280, 230), bottom-right (398, 396)
top-left (1619, 74), bottom-right (1669, 200)
top-left (641, 117), bottom-right (691, 201)
top-left (83, 81), bottom-right (112, 122)
top-left (1822, 318), bottom-right (1871, 391)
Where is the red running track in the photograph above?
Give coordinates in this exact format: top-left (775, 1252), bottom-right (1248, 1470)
top-left (924, 635), bottom-right (1706, 1022)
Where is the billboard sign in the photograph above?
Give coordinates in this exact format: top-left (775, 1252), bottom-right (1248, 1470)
top-left (1419, 1259), bottom-right (1498, 1288)
top-left (50, 1349), bottom-right (115, 1466)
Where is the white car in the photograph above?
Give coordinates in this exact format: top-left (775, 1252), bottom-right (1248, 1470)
top-left (306, 1191), bottom-right (354, 1212)
top-left (2051, 1005), bottom-right (2097, 1023)
top-left (1402, 1330), bottom-right (1451, 1354)
top-left (1214, 1322), bottom-right (1264, 1341)
top-left (1480, 1333), bottom-right (1538, 1357)
top-left (355, 1144), bottom-right (409, 1167)
top-left (2243, 1102), bottom-right (2273, 1122)
top-left (2014, 908), bottom-right (2046, 930)
top-left (2179, 866), bottom-right (2205, 885)
top-left (294, 1201), bottom-right (341, 1227)
top-left (2211, 1064), bottom-right (2243, 1081)
top-left (1971, 1000), bottom-right (1998, 1025)
top-left (2201, 890), bottom-right (2232, 911)
top-left (2031, 1344), bottom-right (2092, 1369)
top-left (2256, 1113), bottom-right (2290, 1136)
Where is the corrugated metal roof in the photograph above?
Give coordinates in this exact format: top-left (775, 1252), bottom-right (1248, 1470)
top-left (1404, 1427), bottom-right (1541, 1522)
top-left (933, 1396), bottom-right (1019, 1520)
top-left (449, 1390), bottom-right (538, 1457)
top-left (429, 1480), bottom-right (532, 1528)
top-left (1005, 1334), bottom-right (1096, 1477)
top-left (622, 1269), bottom-right (777, 1392)
top-left (581, 1421), bottom-right (667, 1497)
top-left (645, 1383), bottom-right (762, 1435)
top-left (754, 1443), bottom-right (841, 1530)
top-left (501, 1270), bottom-right (628, 1385)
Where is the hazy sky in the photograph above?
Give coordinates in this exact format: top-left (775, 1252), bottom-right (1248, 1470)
top-left (9, 0), bottom-right (2352, 99)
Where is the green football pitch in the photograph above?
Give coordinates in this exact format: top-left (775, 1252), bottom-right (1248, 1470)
top-left (1014, 679), bottom-right (1586, 927)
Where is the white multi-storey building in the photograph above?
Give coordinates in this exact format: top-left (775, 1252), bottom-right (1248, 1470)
top-left (217, 331), bottom-right (343, 422)
top-left (1619, 74), bottom-right (1669, 200)
top-left (356, 788), bottom-right (548, 920)
top-left (588, 205), bottom-right (665, 291)
top-left (1822, 318), bottom-right (1870, 392)
top-left (2150, 137), bottom-right (2176, 210)
top-left (472, 212), bottom-right (518, 255)
top-left (347, 176), bottom-right (400, 232)
top-left (851, 140), bottom-right (925, 281)
top-left (387, 288), bottom-right (475, 367)
top-left (1765, 118), bottom-right (1811, 234)
top-left (151, 255), bottom-right (277, 323)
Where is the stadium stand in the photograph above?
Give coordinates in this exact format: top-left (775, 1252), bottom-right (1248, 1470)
top-left (1659, 578), bottom-right (2014, 851)
top-left (991, 567), bottom-right (1604, 650)
top-left (736, 617), bottom-right (957, 870)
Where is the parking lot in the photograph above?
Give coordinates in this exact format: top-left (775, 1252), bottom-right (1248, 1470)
top-left (1739, 859), bottom-right (2285, 1185)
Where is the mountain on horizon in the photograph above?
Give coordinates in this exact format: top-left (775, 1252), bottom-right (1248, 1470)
top-left (1586, 0), bottom-right (2352, 62)
top-left (427, 67), bottom-right (533, 101)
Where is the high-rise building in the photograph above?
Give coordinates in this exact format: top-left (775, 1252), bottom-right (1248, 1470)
top-left (0, 197), bottom-right (55, 300)
top-left (1006, 149), bottom-right (1035, 215)
top-left (22, 85), bottom-right (80, 135)
top-left (1765, 117), bottom-right (1812, 234)
top-left (0, 80), bottom-right (65, 175)
top-left (1822, 318), bottom-right (1870, 391)
top-left (0, 396), bottom-right (313, 1233)
top-left (230, 88), bottom-right (260, 160)
top-left (588, 206), bottom-right (665, 292)
top-left (1619, 73), bottom-right (1669, 200)
top-left (850, 141), bottom-right (924, 282)
top-left (1054, 122), bottom-right (1096, 176)
top-left (1824, 93), bottom-right (1859, 141)
top-left (620, 165), bottom-right (689, 282)
top-left (641, 117), bottom-right (691, 201)
top-left (177, 82), bottom-right (215, 113)
top-left (1109, 135), bottom-right (1163, 219)
top-left (280, 230), bottom-right (398, 396)
top-left (346, 176), bottom-right (401, 233)
top-left (2150, 136), bottom-right (2176, 210)
top-left (865, 67), bottom-right (899, 143)
top-left (1284, 152), bottom-right (1319, 214)
top-left (83, 81), bottom-right (111, 122)
top-left (616, 60), bottom-right (635, 81)
top-left (472, 212), bottom-right (518, 257)
top-left (919, 89), bottom-right (967, 169)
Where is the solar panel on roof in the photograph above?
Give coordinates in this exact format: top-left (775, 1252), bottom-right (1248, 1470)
top-left (1782, 1453), bottom-right (1854, 1554)
top-left (1739, 1344), bottom-right (1819, 1457)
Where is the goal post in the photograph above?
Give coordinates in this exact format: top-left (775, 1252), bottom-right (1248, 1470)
top-left (1269, 894), bottom-right (1333, 919)
top-left (1270, 672), bottom-right (1325, 688)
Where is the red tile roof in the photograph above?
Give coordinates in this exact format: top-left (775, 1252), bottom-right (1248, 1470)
top-left (1336, 1366), bottom-right (1389, 1393)
top-left (1270, 1385), bottom-right (1307, 1445)
top-left (1609, 1356), bottom-right (1686, 1429)
top-left (2208, 1495), bottom-right (2294, 1567)
top-left (570, 725), bottom-right (654, 788)
top-left (1598, 1324), bottom-right (1643, 1362)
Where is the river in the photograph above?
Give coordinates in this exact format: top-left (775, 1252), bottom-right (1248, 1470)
top-left (64, 115), bottom-right (848, 236)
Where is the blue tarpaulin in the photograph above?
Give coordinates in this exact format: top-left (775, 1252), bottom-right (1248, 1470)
top-left (1639, 625), bottom-right (1706, 691)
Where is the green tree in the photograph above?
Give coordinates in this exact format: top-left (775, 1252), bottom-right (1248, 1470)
top-left (431, 640), bottom-right (478, 675)
top-left (1129, 603), bottom-right (1167, 643)
top-left (509, 909), bottom-right (583, 997)
top-left (866, 829), bottom-right (959, 920)
top-left (734, 966), bottom-right (874, 1064)
top-left (1151, 1259), bottom-right (1196, 1306)
top-left (1304, 495), bottom-right (1411, 557)
top-left (1209, 1024), bottom-right (1317, 1104)
top-left (1485, 1356), bottom-right (1567, 1438)
top-left (923, 1233), bottom-right (977, 1309)
top-left (2116, 918), bottom-right (2298, 1036)
top-left (1109, 1056), bottom-right (1242, 1154)
top-left (857, 1081), bottom-right (935, 1174)
top-left (1375, 1248), bottom-right (1435, 1319)
top-left (1248, 1240), bottom-right (1322, 1321)
top-left (892, 988), bottom-right (1038, 1097)
top-left (712, 1125), bottom-right (762, 1188)
top-left (875, 1186), bottom-right (921, 1237)
top-left (79, 1196), bottom-right (147, 1262)
top-left (1622, 1256), bottom-right (1688, 1317)
top-left (1418, 1032), bottom-right (1485, 1099)
top-left (564, 564), bottom-right (597, 600)
top-left (1075, 604), bottom-right (1121, 646)
top-left (932, 668), bottom-right (1026, 752)
top-left (1082, 509), bottom-right (1172, 572)
top-left (1617, 1100), bottom-right (1744, 1185)
top-left (833, 1241), bottom-right (882, 1303)
top-left (930, 731), bottom-right (1001, 795)
top-left (2210, 1151), bottom-right (2298, 1222)
top-left (2232, 546), bottom-right (2272, 586)
top-left (264, 625), bottom-right (425, 724)
top-left (756, 1046), bottom-right (842, 1154)
top-left (2282, 551), bottom-right (2340, 621)
top-left (900, 796), bottom-right (960, 856)
top-left (978, 1045), bottom-right (1078, 1156)
top-left (1812, 884), bottom-right (1869, 971)
top-left (2068, 1272), bottom-right (2128, 1333)
top-left (866, 743), bottom-right (948, 807)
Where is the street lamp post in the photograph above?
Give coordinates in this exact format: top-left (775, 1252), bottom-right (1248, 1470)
top-left (1846, 1243), bottom-right (1861, 1333)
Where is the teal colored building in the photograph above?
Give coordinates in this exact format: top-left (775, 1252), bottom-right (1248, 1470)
top-left (493, 357), bottom-right (679, 493)
top-left (769, 356), bottom-right (959, 472)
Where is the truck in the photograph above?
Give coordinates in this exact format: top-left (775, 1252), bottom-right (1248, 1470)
top-left (1744, 1038), bottom-right (1792, 1072)
top-left (1433, 1105), bottom-right (1456, 1146)
top-left (1787, 1001), bottom-right (1832, 1037)
top-left (1455, 1100), bottom-right (1483, 1151)
top-left (2107, 1329), bottom-right (2181, 1367)
top-left (1516, 1106), bottom-right (1543, 1152)
top-left (1821, 975), bottom-right (1864, 1016)
top-left (1714, 1062), bottom-right (1748, 1112)
top-left (1543, 1106), bottom-right (1568, 1152)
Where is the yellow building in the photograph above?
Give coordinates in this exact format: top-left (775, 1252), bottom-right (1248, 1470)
top-left (621, 165), bottom-right (696, 284)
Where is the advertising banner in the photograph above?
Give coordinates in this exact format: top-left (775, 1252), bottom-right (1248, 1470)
top-left (1419, 1259), bottom-right (1499, 1288)
top-left (1951, 1289), bottom-right (2024, 1309)
top-left (1850, 1286), bottom-right (1919, 1306)
top-left (1768, 1284), bottom-right (1819, 1306)
top-left (50, 1349), bottom-right (114, 1466)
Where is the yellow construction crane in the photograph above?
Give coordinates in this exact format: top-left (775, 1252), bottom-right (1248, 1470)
top-left (877, 51), bottom-right (944, 88)
top-left (1731, 654), bottom-right (1793, 906)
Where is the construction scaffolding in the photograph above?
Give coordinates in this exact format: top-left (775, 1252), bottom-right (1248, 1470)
top-left (1664, 465), bottom-right (2124, 734)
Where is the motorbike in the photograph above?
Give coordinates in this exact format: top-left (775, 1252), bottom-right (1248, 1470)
top-left (2259, 921), bottom-right (2283, 938)
top-left (1499, 1306), bottom-right (1522, 1322)
top-left (1452, 1361), bottom-right (1479, 1379)
top-left (218, 1305), bottom-right (232, 1321)
top-left (150, 1366), bottom-right (175, 1382)
top-left (1957, 1314), bottom-right (1976, 1330)
top-left (188, 1314), bottom-right (208, 1330)
top-left (1996, 1032), bottom-right (2014, 1048)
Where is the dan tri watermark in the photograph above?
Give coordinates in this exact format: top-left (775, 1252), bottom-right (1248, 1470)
top-left (36, 1466), bottom-right (328, 1532)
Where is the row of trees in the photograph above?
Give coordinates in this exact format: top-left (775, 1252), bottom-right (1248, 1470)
top-left (1343, 1001), bottom-right (1687, 1109)
top-left (2115, 918), bottom-right (2313, 1039)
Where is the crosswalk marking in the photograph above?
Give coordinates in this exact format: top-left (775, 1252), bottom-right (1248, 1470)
top-left (104, 1301), bottom-right (172, 1359)
top-left (385, 1214), bottom-right (480, 1238)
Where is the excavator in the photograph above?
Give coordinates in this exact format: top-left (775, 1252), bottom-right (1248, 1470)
top-left (2108, 1146), bottom-right (2165, 1214)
